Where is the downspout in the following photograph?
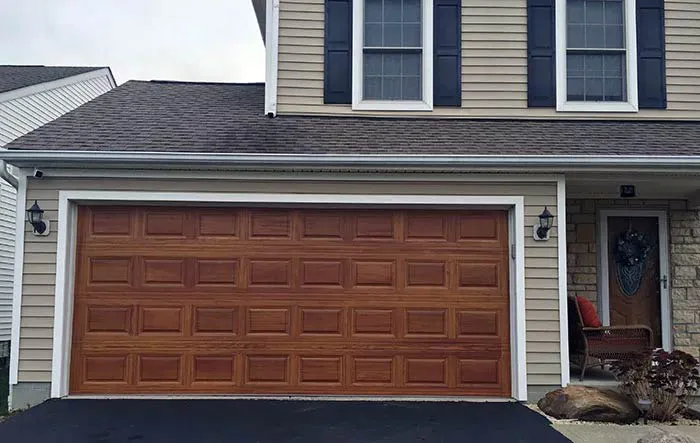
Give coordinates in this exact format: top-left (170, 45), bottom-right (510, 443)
top-left (264, 0), bottom-right (280, 116)
top-left (0, 161), bottom-right (18, 189)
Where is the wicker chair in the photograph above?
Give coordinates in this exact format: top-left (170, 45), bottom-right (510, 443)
top-left (568, 297), bottom-right (653, 381)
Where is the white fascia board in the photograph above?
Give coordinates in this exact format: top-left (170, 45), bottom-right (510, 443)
top-left (0, 68), bottom-right (114, 103)
top-left (3, 151), bottom-right (700, 172)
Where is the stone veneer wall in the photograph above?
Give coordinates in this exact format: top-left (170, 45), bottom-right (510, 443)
top-left (566, 198), bottom-right (700, 357)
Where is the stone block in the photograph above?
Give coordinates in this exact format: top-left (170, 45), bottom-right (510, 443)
top-left (684, 287), bottom-right (700, 299)
top-left (567, 253), bottom-right (576, 267)
top-left (569, 243), bottom-right (589, 253)
top-left (674, 266), bottom-right (697, 279)
top-left (577, 253), bottom-right (597, 266)
top-left (670, 200), bottom-right (687, 210)
top-left (671, 288), bottom-right (687, 300)
top-left (673, 279), bottom-right (694, 288)
top-left (571, 214), bottom-right (595, 224)
top-left (672, 244), bottom-right (700, 254)
top-left (577, 223), bottom-right (596, 242)
top-left (574, 274), bottom-right (597, 285)
top-left (567, 204), bottom-right (581, 214)
top-left (582, 200), bottom-right (596, 214)
top-left (671, 228), bottom-right (692, 237)
top-left (671, 254), bottom-right (700, 266)
top-left (673, 310), bottom-right (695, 324)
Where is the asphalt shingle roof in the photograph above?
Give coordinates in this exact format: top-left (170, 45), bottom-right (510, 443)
top-left (0, 65), bottom-right (106, 94)
top-left (5, 80), bottom-right (700, 156)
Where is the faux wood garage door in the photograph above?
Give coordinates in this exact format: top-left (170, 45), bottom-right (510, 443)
top-left (70, 206), bottom-right (511, 396)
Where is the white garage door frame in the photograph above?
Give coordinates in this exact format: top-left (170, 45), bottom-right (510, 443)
top-left (48, 190), bottom-right (528, 400)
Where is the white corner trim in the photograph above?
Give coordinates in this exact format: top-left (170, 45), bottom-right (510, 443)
top-left (9, 173), bottom-right (27, 386)
top-left (597, 209), bottom-right (671, 351)
top-left (50, 191), bottom-right (528, 401)
top-left (512, 199), bottom-right (528, 401)
top-left (0, 68), bottom-right (114, 103)
top-left (351, 0), bottom-right (433, 111)
top-left (557, 177), bottom-right (570, 387)
top-left (264, 0), bottom-right (280, 116)
top-left (555, 0), bottom-right (638, 113)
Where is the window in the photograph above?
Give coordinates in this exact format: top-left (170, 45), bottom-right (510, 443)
top-left (556, 0), bottom-right (638, 112)
top-left (353, 0), bottom-right (433, 110)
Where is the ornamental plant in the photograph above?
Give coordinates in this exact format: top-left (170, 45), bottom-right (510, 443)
top-left (611, 349), bottom-right (700, 422)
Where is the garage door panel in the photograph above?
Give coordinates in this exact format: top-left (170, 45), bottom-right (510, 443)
top-left (72, 206), bottom-right (511, 396)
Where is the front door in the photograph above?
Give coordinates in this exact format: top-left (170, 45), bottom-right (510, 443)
top-left (607, 216), bottom-right (662, 347)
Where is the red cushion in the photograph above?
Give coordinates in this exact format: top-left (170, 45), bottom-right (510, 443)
top-left (576, 296), bottom-right (602, 328)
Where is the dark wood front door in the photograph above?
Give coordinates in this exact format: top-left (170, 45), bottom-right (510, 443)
top-left (607, 216), bottom-right (662, 347)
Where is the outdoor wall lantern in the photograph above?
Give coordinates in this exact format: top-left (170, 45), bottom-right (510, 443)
top-left (533, 206), bottom-right (554, 241)
top-left (27, 200), bottom-right (50, 236)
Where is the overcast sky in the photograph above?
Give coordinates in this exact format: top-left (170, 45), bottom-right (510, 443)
top-left (1, 0), bottom-right (266, 85)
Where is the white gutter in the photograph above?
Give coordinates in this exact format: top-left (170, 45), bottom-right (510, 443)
top-left (0, 161), bottom-right (18, 188)
top-left (2, 150), bottom-right (700, 172)
top-left (264, 0), bottom-right (280, 116)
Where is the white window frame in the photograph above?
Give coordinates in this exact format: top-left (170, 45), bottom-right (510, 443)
top-left (352, 0), bottom-right (433, 111)
top-left (555, 0), bottom-right (639, 112)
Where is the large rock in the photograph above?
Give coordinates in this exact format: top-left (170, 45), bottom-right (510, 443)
top-left (638, 430), bottom-right (695, 443)
top-left (537, 385), bottom-right (640, 423)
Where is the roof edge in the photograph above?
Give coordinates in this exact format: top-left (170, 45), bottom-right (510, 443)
top-left (0, 67), bottom-right (114, 103)
top-left (3, 150), bottom-right (700, 173)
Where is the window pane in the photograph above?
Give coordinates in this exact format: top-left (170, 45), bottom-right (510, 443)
top-left (567, 0), bottom-right (625, 49)
top-left (383, 23), bottom-right (402, 46)
top-left (567, 53), bottom-right (625, 102)
top-left (384, 0), bottom-right (402, 22)
top-left (365, 23), bottom-right (383, 47)
top-left (363, 52), bottom-right (422, 100)
top-left (366, 0), bottom-right (382, 21)
top-left (403, 23), bottom-right (421, 47)
top-left (404, 0), bottom-right (421, 22)
top-left (586, 0), bottom-right (604, 23)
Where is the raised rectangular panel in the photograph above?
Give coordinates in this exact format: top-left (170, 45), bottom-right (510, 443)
top-left (300, 308), bottom-right (342, 335)
top-left (143, 259), bottom-right (186, 285)
top-left (353, 261), bottom-right (395, 287)
top-left (247, 308), bottom-right (290, 335)
top-left (193, 307), bottom-right (238, 334)
top-left (140, 307), bottom-right (183, 333)
top-left (459, 262), bottom-right (499, 288)
top-left (405, 310), bottom-right (447, 336)
top-left (83, 355), bottom-right (128, 382)
top-left (249, 211), bottom-right (292, 239)
top-left (458, 214), bottom-right (499, 240)
top-left (351, 357), bottom-right (393, 384)
top-left (299, 357), bottom-right (342, 384)
top-left (86, 306), bottom-right (131, 333)
top-left (144, 211), bottom-right (186, 237)
top-left (88, 258), bottom-right (132, 285)
top-left (138, 355), bottom-right (182, 382)
top-left (301, 260), bottom-right (343, 287)
top-left (301, 213), bottom-right (343, 239)
top-left (248, 260), bottom-right (292, 287)
top-left (405, 262), bottom-right (446, 287)
top-left (246, 356), bottom-right (289, 383)
top-left (459, 359), bottom-right (500, 384)
top-left (457, 311), bottom-right (499, 337)
top-left (405, 214), bottom-right (448, 240)
top-left (198, 211), bottom-right (238, 237)
top-left (354, 214), bottom-right (394, 239)
top-left (193, 355), bottom-right (236, 382)
top-left (405, 358), bottom-right (447, 385)
top-left (196, 260), bottom-right (238, 286)
top-left (90, 209), bottom-right (132, 236)
top-left (353, 309), bottom-right (394, 336)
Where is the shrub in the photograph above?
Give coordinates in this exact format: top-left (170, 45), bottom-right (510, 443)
top-left (611, 349), bottom-right (700, 422)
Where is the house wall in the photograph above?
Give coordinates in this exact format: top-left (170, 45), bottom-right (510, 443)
top-left (0, 73), bottom-right (114, 344)
top-left (13, 175), bottom-right (562, 405)
top-left (566, 198), bottom-right (700, 357)
top-left (276, 0), bottom-right (700, 119)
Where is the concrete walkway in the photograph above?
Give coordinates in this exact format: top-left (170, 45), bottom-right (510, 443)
top-left (553, 423), bottom-right (699, 442)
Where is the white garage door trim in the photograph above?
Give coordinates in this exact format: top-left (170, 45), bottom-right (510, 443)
top-left (50, 191), bottom-right (527, 400)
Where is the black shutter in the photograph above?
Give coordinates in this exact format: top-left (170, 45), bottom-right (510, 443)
top-left (433, 0), bottom-right (461, 106)
top-left (527, 0), bottom-right (556, 107)
top-left (324, 0), bottom-right (353, 104)
top-left (637, 0), bottom-right (667, 109)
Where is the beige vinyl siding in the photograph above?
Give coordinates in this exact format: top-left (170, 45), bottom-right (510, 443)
top-left (0, 73), bottom-right (113, 343)
top-left (17, 177), bottom-right (562, 388)
top-left (277, 0), bottom-right (700, 119)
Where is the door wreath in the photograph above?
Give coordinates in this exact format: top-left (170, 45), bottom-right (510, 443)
top-left (614, 228), bottom-right (652, 296)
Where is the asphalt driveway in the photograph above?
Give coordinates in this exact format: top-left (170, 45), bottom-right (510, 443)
top-left (0, 399), bottom-right (571, 443)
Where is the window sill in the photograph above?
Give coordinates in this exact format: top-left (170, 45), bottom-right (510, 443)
top-left (352, 100), bottom-right (433, 112)
top-left (556, 101), bottom-right (639, 113)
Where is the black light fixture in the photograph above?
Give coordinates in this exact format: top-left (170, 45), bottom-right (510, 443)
top-left (534, 206), bottom-right (554, 241)
top-left (26, 200), bottom-right (47, 235)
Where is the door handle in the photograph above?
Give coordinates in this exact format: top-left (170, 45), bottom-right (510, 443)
top-left (661, 275), bottom-right (668, 289)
